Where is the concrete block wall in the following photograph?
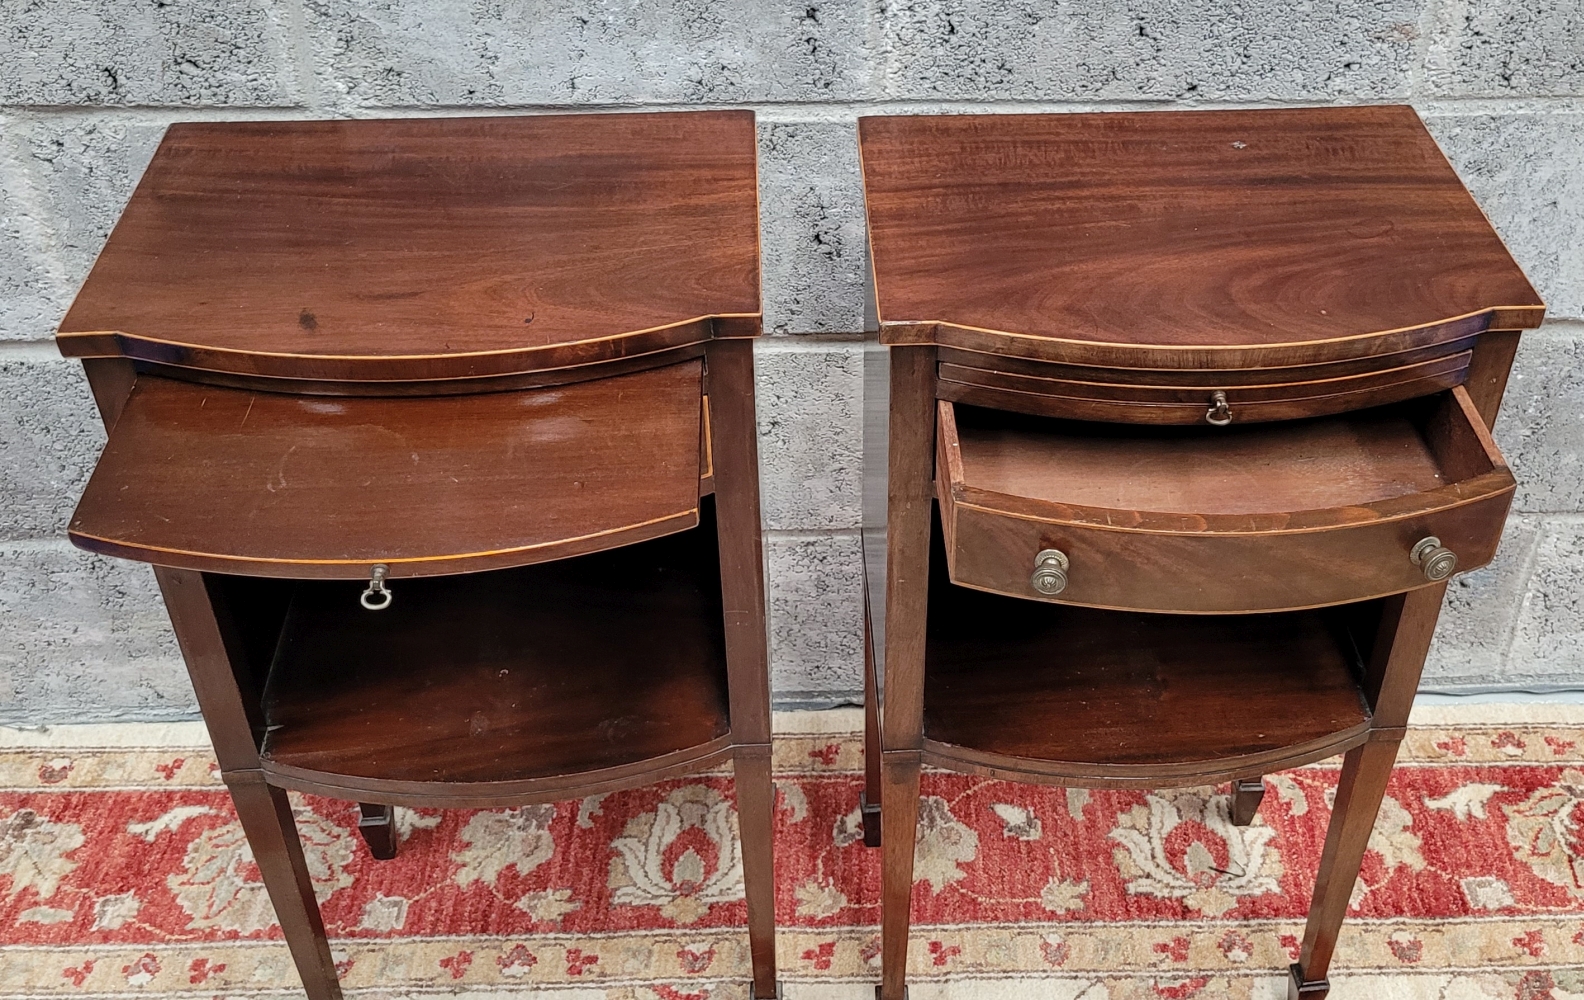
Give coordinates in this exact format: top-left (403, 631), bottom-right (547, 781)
top-left (0, 0), bottom-right (1580, 720)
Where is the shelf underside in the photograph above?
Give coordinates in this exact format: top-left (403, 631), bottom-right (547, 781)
top-left (922, 522), bottom-right (1374, 784)
top-left (259, 514), bottom-right (730, 793)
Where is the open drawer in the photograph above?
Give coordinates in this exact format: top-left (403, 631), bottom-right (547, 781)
top-left (936, 386), bottom-right (1515, 613)
top-left (69, 360), bottom-right (706, 579)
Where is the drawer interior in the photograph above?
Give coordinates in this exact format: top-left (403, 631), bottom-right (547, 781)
top-left (946, 387), bottom-right (1504, 521)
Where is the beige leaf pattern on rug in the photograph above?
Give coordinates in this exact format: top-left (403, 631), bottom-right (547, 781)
top-left (608, 785), bottom-right (743, 924)
top-left (168, 802), bottom-right (352, 932)
top-left (1505, 768), bottom-right (1584, 896)
top-left (1368, 796), bottom-right (1426, 872)
top-left (991, 803), bottom-right (1042, 840)
top-left (1109, 788), bottom-right (1281, 917)
top-left (515, 888), bottom-right (580, 923)
top-left (1425, 783), bottom-right (1505, 821)
top-left (0, 809), bottom-right (83, 901)
top-left (451, 806), bottom-right (556, 889)
top-left (794, 877), bottom-right (848, 918)
top-left (1039, 876), bottom-right (1089, 914)
top-left (914, 796), bottom-right (978, 892)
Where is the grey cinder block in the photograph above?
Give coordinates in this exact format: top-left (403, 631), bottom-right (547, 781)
top-left (0, 0), bottom-right (300, 107)
top-left (19, 118), bottom-right (167, 293)
top-left (0, 542), bottom-right (189, 724)
top-left (1423, 0), bottom-right (1584, 98)
top-left (1493, 326), bottom-right (1584, 514)
top-left (305, 0), bottom-right (873, 108)
top-left (1508, 518), bottom-right (1584, 685)
top-left (873, 0), bottom-right (1423, 101)
top-left (756, 339), bottom-right (864, 531)
top-left (0, 153), bottom-right (67, 342)
top-left (0, 356), bottom-right (104, 542)
top-left (766, 530), bottom-right (864, 704)
top-left (758, 120), bottom-right (868, 336)
top-left (1422, 516), bottom-right (1541, 687)
top-left (1427, 113), bottom-right (1584, 321)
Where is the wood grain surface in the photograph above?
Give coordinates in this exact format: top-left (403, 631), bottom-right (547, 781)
top-left (70, 361), bottom-right (704, 577)
top-left (57, 113), bottom-right (761, 381)
top-left (860, 106), bottom-right (1543, 370)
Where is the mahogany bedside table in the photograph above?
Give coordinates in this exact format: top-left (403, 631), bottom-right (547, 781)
top-left (856, 106), bottom-right (1543, 999)
top-left (58, 112), bottom-right (778, 1000)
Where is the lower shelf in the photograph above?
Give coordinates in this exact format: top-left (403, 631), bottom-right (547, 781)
top-left (922, 516), bottom-right (1374, 787)
top-left (258, 510), bottom-right (731, 796)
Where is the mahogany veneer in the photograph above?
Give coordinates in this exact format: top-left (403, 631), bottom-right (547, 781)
top-left (860, 106), bottom-right (1542, 1000)
top-left (57, 114), bottom-right (760, 382)
top-left (861, 105), bottom-right (1542, 370)
top-left (61, 112), bottom-right (778, 1000)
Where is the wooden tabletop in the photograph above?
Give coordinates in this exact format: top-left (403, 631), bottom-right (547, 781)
top-left (58, 112), bottom-right (761, 382)
top-left (860, 106), bottom-right (1543, 369)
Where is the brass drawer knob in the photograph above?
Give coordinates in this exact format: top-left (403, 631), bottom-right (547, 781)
top-left (361, 564), bottom-right (393, 610)
top-left (1031, 548), bottom-right (1070, 595)
top-left (1205, 390), bottom-right (1232, 426)
top-left (1410, 537), bottom-right (1457, 582)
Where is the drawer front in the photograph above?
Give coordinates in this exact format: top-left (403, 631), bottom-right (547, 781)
top-left (943, 492), bottom-right (1512, 613)
top-left (935, 388), bottom-right (1516, 614)
top-left (938, 349), bottom-right (1471, 426)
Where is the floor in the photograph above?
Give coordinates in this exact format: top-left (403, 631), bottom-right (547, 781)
top-left (3, 705), bottom-right (1582, 1000)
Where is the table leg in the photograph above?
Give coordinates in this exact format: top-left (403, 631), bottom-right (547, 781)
top-left (733, 746), bottom-right (780, 998)
top-left (1290, 739), bottom-right (1402, 999)
top-left (707, 338), bottom-right (779, 997)
top-left (879, 751), bottom-right (921, 1000)
top-left (875, 345), bottom-right (935, 1000)
top-left (225, 771), bottom-right (342, 1000)
top-left (155, 567), bottom-right (339, 997)
top-left (1290, 584), bottom-right (1447, 996)
top-left (1231, 778), bottom-right (1266, 827)
top-left (862, 598), bottom-right (882, 847)
top-left (357, 803), bottom-right (398, 860)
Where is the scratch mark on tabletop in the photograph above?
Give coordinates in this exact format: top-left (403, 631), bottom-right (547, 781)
top-left (267, 444), bottom-right (298, 493)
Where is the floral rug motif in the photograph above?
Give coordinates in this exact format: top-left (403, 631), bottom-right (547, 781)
top-left (4, 705), bottom-right (1584, 999)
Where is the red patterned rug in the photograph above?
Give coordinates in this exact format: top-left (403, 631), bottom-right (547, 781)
top-left (4, 706), bottom-right (1584, 999)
